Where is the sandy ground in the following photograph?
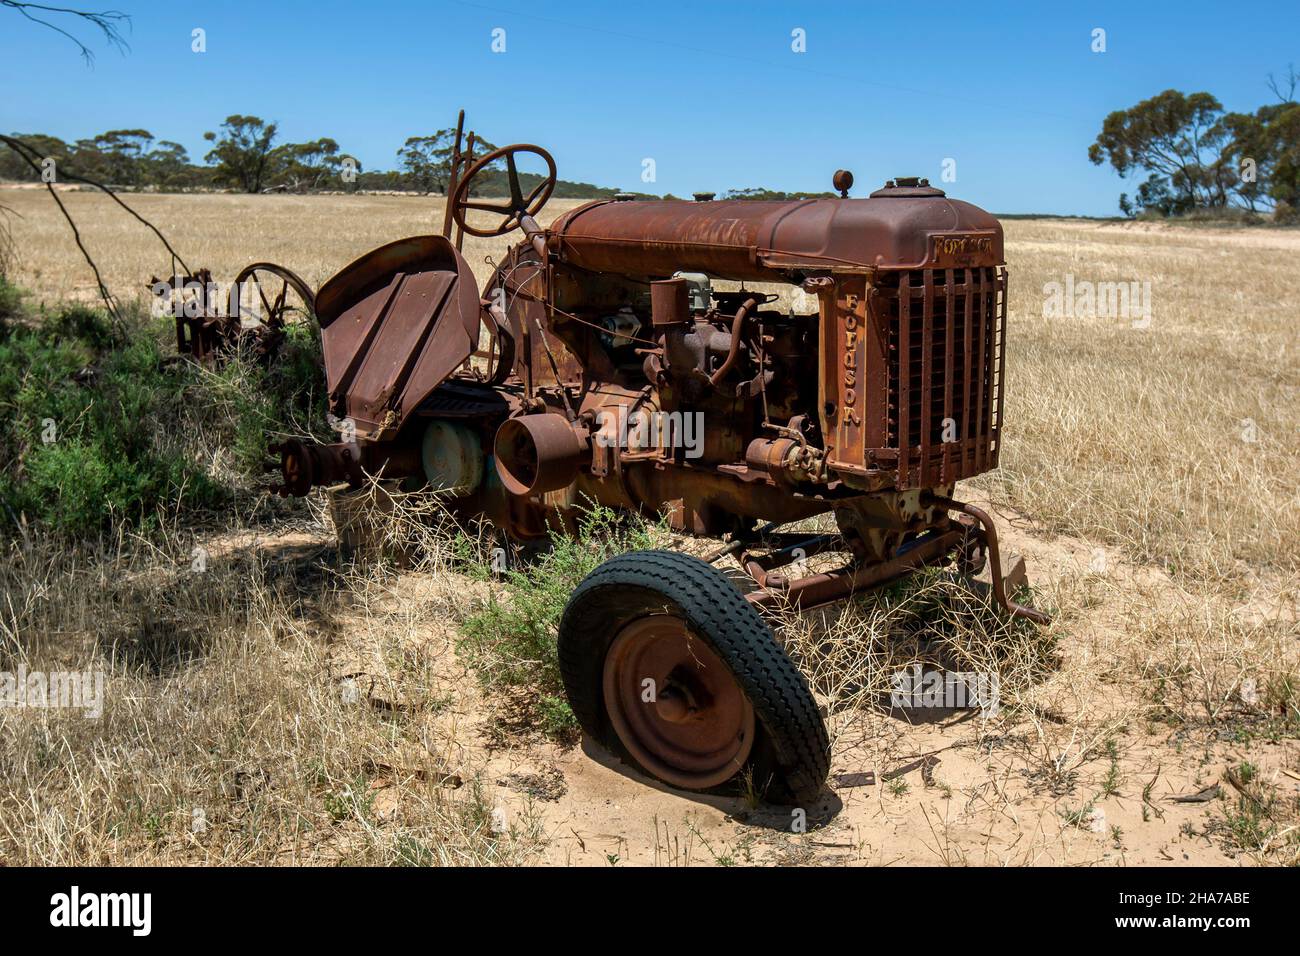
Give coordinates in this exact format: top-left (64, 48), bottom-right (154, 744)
top-left (265, 488), bottom-right (1294, 867)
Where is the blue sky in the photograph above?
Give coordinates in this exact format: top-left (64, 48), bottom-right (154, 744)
top-left (2, 0), bottom-right (1296, 215)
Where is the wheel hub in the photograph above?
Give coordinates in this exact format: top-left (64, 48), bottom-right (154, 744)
top-left (653, 681), bottom-right (698, 723)
top-left (602, 616), bottom-right (755, 790)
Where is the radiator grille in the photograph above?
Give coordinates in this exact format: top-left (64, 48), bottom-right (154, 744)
top-left (876, 266), bottom-right (1006, 489)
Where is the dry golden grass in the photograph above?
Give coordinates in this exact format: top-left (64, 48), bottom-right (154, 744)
top-left (987, 218), bottom-right (1300, 589)
top-left (2, 189), bottom-right (1297, 865)
top-left (0, 527), bottom-right (549, 866)
top-left (0, 188), bottom-right (589, 305)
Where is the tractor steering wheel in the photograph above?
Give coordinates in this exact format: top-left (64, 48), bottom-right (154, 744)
top-left (451, 144), bottom-right (557, 238)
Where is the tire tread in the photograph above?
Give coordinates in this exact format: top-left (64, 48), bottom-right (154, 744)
top-left (559, 549), bottom-right (830, 803)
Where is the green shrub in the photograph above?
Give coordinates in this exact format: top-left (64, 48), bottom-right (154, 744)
top-left (457, 505), bottom-right (663, 738)
top-left (43, 301), bottom-right (123, 353)
top-left (0, 302), bottom-right (229, 536)
top-left (0, 286), bottom-right (328, 539)
top-left (186, 323), bottom-right (329, 475)
top-left (0, 276), bottom-right (22, 326)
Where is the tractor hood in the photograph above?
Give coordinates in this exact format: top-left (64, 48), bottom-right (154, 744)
top-left (315, 234), bottom-right (482, 439)
top-left (547, 192), bottom-right (1004, 281)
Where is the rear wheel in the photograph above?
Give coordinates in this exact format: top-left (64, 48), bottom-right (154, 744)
top-left (558, 549), bottom-right (830, 804)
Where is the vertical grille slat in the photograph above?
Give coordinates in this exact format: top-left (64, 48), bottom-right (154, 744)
top-left (994, 267), bottom-right (1008, 465)
top-left (897, 272), bottom-right (911, 488)
top-left (874, 265), bottom-right (1005, 489)
top-left (974, 266), bottom-right (989, 474)
top-left (919, 270), bottom-right (933, 486)
top-left (962, 267), bottom-right (975, 475)
top-left (941, 267), bottom-right (955, 485)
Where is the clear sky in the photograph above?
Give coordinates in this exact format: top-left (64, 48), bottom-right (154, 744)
top-left (2, 0), bottom-right (1296, 215)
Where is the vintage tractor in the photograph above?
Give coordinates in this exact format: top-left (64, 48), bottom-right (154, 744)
top-left (268, 113), bottom-right (1049, 803)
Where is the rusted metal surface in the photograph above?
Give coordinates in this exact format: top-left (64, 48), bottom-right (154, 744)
top-left (315, 235), bottom-right (482, 439)
top-left (442, 110), bottom-right (469, 244)
top-left (451, 145), bottom-right (556, 238)
top-left (233, 111), bottom-right (1056, 807)
top-left (269, 439), bottom-right (360, 497)
top-left (933, 498), bottom-right (1052, 625)
top-left (708, 296), bottom-right (757, 387)
top-left (866, 266), bottom-right (1006, 489)
top-left (817, 273), bottom-right (871, 482)
top-left (650, 277), bottom-right (690, 326)
top-left (155, 267), bottom-right (225, 362)
top-left (487, 243), bottom-right (580, 388)
top-left (159, 262), bottom-right (316, 365)
top-left (738, 532), bottom-right (841, 588)
top-left (744, 527), bottom-right (964, 610)
top-left (268, 437), bottom-right (420, 498)
top-left (250, 110), bottom-right (1046, 626)
top-left (601, 615), bottom-right (755, 789)
top-left (494, 413), bottom-right (586, 496)
top-left (228, 262), bottom-right (317, 358)
top-left (548, 191), bottom-right (1003, 280)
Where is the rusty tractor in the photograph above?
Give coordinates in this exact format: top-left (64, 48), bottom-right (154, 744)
top-left (244, 112), bottom-right (1048, 803)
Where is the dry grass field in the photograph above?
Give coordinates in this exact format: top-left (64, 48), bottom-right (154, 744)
top-left (1, 186), bottom-right (1297, 866)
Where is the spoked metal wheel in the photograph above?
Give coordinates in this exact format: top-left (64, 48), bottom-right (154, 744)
top-left (602, 615), bottom-right (756, 790)
top-left (227, 262), bottom-right (317, 358)
top-left (559, 549), bottom-right (830, 804)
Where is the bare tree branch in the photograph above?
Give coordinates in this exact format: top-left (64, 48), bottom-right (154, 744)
top-left (0, 1), bottom-right (129, 65)
top-left (1265, 64), bottom-right (1297, 104)
top-left (0, 204), bottom-right (17, 281)
top-left (0, 133), bottom-right (200, 325)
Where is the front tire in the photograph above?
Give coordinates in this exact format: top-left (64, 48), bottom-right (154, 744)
top-left (558, 549), bottom-right (830, 804)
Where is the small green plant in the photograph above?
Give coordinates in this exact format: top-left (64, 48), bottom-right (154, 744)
top-left (457, 504), bottom-right (663, 739)
top-left (686, 819), bottom-right (738, 866)
top-left (322, 777), bottom-right (375, 824)
top-left (143, 811), bottom-right (168, 843)
top-left (1060, 801), bottom-right (1096, 829)
top-left (1264, 673), bottom-right (1299, 727)
top-left (0, 275), bottom-right (23, 323)
top-left (1223, 794), bottom-right (1274, 851)
top-left (737, 767), bottom-right (763, 811)
top-left (393, 835), bottom-right (435, 866)
top-left (887, 777), bottom-right (910, 797)
top-left (537, 693), bottom-right (579, 737)
top-left (1219, 761), bottom-right (1288, 856)
top-left (194, 327), bottom-right (329, 475)
top-left (1101, 756), bottom-right (1124, 798)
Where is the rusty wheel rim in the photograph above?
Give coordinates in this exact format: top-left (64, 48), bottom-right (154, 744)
top-left (602, 615), bottom-right (755, 790)
top-left (227, 263), bottom-right (317, 329)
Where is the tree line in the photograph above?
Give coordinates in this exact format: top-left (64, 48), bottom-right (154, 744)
top-left (0, 114), bottom-right (639, 199)
top-left (1091, 68), bottom-right (1299, 220)
top-left (7, 79), bottom-right (1296, 219)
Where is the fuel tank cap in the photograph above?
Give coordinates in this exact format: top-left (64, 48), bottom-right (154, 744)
top-left (870, 177), bottom-right (947, 198)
